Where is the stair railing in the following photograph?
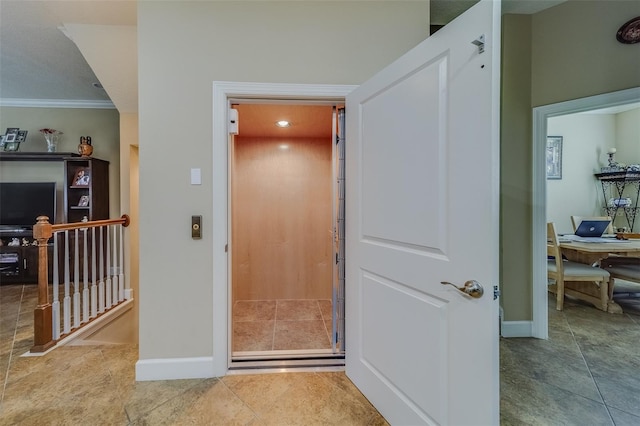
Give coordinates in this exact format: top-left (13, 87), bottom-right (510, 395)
top-left (31, 214), bottom-right (130, 353)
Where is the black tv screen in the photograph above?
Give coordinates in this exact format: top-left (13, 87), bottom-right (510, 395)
top-left (0, 182), bottom-right (56, 228)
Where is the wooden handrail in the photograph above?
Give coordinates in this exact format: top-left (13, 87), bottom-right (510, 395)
top-left (30, 214), bottom-right (130, 353)
top-left (51, 214), bottom-right (130, 232)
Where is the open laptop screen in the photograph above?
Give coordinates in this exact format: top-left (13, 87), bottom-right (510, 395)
top-left (575, 220), bottom-right (611, 237)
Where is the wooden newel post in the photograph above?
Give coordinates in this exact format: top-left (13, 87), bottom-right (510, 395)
top-left (31, 216), bottom-right (55, 353)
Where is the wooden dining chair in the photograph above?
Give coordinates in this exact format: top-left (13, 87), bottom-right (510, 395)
top-left (570, 215), bottom-right (615, 235)
top-left (547, 222), bottom-right (610, 311)
top-left (601, 256), bottom-right (640, 301)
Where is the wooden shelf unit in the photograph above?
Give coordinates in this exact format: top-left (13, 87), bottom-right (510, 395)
top-left (64, 157), bottom-right (110, 223)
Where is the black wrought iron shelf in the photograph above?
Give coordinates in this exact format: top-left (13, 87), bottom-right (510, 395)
top-left (595, 171), bottom-right (640, 232)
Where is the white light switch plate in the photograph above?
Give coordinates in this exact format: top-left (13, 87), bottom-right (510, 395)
top-left (190, 168), bottom-right (201, 185)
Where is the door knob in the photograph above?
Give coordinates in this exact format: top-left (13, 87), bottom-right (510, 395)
top-left (441, 280), bottom-right (484, 298)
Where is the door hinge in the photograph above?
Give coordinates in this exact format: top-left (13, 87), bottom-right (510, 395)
top-left (472, 34), bottom-right (485, 54)
top-left (493, 285), bottom-right (500, 300)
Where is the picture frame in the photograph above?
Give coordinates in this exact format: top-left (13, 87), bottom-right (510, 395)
top-left (15, 130), bottom-right (28, 143)
top-left (546, 136), bottom-right (563, 180)
top-left (72, 168), bottom-right (91, 186)
top-left (4, 133), bottom-right (16, 143)
top-left (77, 195), bottom-right (90, 207)
top-left (4, 128), bottom-right (19, 135)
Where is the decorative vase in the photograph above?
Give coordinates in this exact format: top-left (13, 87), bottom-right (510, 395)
top-left (78, 136), bottom-right (93, 157)
top-left (39, 129), bottom-right (63, 153)
top-left (44, 134), bottom-right (59, 152)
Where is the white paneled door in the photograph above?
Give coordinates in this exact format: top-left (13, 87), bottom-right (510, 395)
top-left (345, 1), bottom-right (501, 424)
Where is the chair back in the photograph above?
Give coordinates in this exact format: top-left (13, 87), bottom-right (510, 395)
top-left (547, 222), bottom-right (563, 275)
top-left (547, 221), bottom-right (610, 312)
top-left (571, 215), bottom-right (614, 234)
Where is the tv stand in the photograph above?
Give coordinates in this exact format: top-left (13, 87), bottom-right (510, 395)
top-left (0, 228), bottom-right (53, 284)
top-left (0, 226), bottom-right (31, 235)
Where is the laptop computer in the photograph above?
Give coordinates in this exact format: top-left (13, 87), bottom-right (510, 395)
top-left (575, 219), bottom-right (612, 237)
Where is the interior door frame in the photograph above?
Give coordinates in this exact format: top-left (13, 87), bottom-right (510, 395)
top-left (531, 86), bottom-right (640, 339)
top-left (211, 82), bottom-right (357, 376)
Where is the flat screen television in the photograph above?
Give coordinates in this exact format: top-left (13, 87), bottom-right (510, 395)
top-left (0, 182), bottom-right (56, 229)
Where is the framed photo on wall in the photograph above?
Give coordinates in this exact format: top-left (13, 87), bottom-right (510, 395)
top-left (546, 136), bottom-right (563, 180)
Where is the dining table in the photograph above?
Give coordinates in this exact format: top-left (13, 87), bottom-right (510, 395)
top-left (559, 237), bottom-right (640, 313)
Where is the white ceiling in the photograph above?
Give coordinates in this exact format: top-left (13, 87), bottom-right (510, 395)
top-left (0, 0), bottom-right (568, 113)
top-left (0, 0), bottom-right (136, 111)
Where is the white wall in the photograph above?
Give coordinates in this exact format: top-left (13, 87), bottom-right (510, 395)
top-left (616, 107), bottom-right (640, 164)
top-left (546, 114), bottom-right (615, 234)
top-left (137, 1), bottom-right (429, 361)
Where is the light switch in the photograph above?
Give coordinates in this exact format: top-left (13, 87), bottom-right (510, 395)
top-left (190, 168), bottom-right (201, 185)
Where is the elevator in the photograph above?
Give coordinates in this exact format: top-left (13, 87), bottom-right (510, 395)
top-left (229, 101), bottom-right (345, 366)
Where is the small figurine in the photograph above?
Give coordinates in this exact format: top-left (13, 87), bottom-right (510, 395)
top-left (8, 237), bottom-right (20, 246)
top-left (22, 238), bottom-right (30, 246)
top-left (32, 239), bottom-right (38, 246)
top-left (78, 135), bottom-right (93, 157)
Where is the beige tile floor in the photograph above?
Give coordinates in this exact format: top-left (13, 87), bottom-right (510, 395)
top-left (0, 285), bottom-right (384, 425)
top-left (3, 283), bottom-right (640, 425)
top-left (232, 299), bottom-right (334, 352)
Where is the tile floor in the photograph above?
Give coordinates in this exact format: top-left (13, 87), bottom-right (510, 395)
top-left (501, 286), bottom-right (640, 425)
top-left (2, 283), bottom-right (640, 425)
top-left (232, 299), bottom-right (334, 352)
top-left (0, 285), bottom-right (384, 425)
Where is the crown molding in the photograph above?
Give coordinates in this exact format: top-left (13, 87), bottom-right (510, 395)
top-left (0, 98), bottom-right (115, 109)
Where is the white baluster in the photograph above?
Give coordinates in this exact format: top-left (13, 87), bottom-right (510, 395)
top-left (73, 229), bottom-right (80, 329)
top-left (122, 221), bottom-right (132, 300)
top-left (82, 228), bottom-right (89, 323)
top-left (118, 223), bottom-right (125, 301)
top-left (91, 227), bottom-right (97, 318)
top-left (111, 225), bottom-right (119, 303)
top-left (63, 230), bottom-right (71, 334)
top-left (52, 232), bottom-right (60, 340)
top-left (98, 226), bottom-right (105, 313)
top-left (105, 225), bottom-right (112, 308)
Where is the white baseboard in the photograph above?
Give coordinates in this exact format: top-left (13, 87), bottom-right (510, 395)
top-left (135, 356), bottom-right (216, 381)
top-left (501, 320), bottom-right (533, 338)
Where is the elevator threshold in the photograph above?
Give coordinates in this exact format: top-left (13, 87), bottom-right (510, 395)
top-left (230, 349), bottom-right (345, 371)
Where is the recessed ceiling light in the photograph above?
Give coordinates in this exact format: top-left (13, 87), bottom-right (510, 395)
top-left (276, 120), bottom-right (291, 128)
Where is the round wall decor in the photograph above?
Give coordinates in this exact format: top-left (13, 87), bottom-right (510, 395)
top-left (616, 16), bottom-right (640, 44)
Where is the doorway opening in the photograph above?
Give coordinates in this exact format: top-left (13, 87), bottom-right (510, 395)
top-left (212, 82), bottom-right (356, 375)
top-left (228, 101), bottom-right (345, 368)
top-left (531, 87), bottom-right (640, 338)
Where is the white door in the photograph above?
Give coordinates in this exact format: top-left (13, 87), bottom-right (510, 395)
top-left (345, 1), bottom-right (501, 424)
